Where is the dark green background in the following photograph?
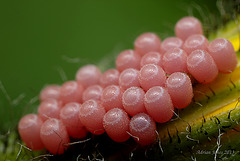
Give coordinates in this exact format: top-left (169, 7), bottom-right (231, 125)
top-left (0, 0), bottom-right (218, 132)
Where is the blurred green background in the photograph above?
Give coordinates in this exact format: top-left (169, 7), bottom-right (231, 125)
top-left (0, 0), bottom-right (219, 132)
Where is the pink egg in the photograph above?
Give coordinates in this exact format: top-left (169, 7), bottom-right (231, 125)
top-left (139, 64), bottom-right (166, 91)
top-left (144, 86), bottom-right (174, 123)
top-left (38, 98), bottom-right (62, 121)
top-left (82, 85), bottom-right (103, 102)
top-left (40, 118), bottom-right (70, 155)
top-left (79, 99), bottom-right (106, 135)
top-left (183, 34), bottom-right (209, 55)
top-left (60, 102), bottom-right (88, 139)
top-left (175, 16), bottom-right (203, 41)
top-left (134, 32), bottom-right (161, 56)
top-left (39, 85), bottom-right (61, 102)
top-left (76, 64), bottom-right (102, 88)
top-left (129, 113), bottom-right (157, 145)
top-left (100, 69), bottom-right (119, 87)
top-left (103, 108), bottom-right (130, 142)
top-left (140, 51), bottom-right (163, 68)
top-left (59, 81), bottom-right (84, 104)
top-left (122, 87), bottom-right (146, 116)
top-left (187, 49), bottom-right (218, 84)
top-left (101, 85), bottom-right (124, 111)
top-left (163, 48), bottom-right (188, 74)
top-left (116, 50), bottom-right (141, 72)
top-left (166, 72), bottom-right (193, 109)
top-left (208, 38), bottom-right (238, 73)
top-left (119, 68), bottom-right (140, 90)
top-left (161, 37), bottom-right (183, 53)
top-left (18, 114), bottom-right (44, 150)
